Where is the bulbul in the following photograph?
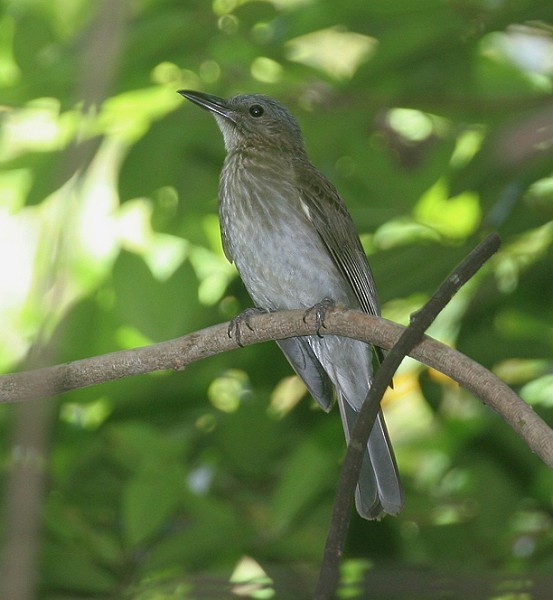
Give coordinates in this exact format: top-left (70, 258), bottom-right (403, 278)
top-left (179, 90), bottom-right (403, 519)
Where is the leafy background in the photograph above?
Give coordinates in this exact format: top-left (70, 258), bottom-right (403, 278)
top-left (1, 0), bottom-right (553, 598)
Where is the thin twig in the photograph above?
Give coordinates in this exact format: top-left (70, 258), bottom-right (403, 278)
top-left (314, 232), bottom-right (502, 600)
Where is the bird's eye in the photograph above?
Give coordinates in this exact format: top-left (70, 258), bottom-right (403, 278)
top-left (249, 104), bottom-right (264, 118)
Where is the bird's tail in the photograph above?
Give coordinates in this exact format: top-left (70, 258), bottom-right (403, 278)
top-left (337, 396), bottom-right (403, 519)
top-left (278, 334), bottom-right (402, 518)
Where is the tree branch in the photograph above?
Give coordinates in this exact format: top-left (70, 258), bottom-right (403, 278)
top-left (314, 232), bottom-right (503, 599)
top-left (1, 304), bottom-right (551, 468)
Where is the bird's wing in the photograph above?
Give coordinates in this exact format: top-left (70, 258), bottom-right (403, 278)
top-left (295, 161), bottom-right (381, 319)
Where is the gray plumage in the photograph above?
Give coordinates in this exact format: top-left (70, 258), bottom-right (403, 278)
top-left (179, 90), bottom-right (403, 519)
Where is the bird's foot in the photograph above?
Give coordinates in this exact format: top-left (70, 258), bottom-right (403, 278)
top-left (303, 297), bottom-right (335, 337)
top-left (228, 307), bottom-right (270, 347)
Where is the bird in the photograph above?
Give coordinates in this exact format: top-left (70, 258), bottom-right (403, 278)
top-left (179, 90), bottom-right (403, 519)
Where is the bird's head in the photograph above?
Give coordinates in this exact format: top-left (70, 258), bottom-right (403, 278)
top-left (179, 90), bottom-right (305, 155)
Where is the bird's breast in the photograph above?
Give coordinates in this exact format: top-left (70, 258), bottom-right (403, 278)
top-left (219, 155), bottom-right (352, 310)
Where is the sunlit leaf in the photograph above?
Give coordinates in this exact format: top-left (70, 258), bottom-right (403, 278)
top-left (286, 27), bottom-right (377, 80)
top-left (414, 179), bottom-right (481, 239)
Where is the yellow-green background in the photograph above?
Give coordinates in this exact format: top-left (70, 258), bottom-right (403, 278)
top-left (1, 0), bottom-right (553, 597)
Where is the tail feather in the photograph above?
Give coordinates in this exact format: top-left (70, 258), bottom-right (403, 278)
top-left (277, 334), bottom-right (403, 519)
top-left (338, 395), bottom-right (403, 519)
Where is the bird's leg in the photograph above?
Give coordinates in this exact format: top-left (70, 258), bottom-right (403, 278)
top-left (303, 297), bottom-right (336, 337)
top-left (228, 307), bottom-right (271, 347)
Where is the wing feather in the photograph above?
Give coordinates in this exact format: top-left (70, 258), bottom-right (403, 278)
top-left (295, 161), bottom-right (386, 362)
top-left (295, 162), bottom-right (380, 316)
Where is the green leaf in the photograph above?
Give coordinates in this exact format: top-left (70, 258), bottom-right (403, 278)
top-left (272, 438), bottom-right (333, 530)
top-left (42, 542), bottom-right (117, 595)
top-left (122, 459), bottom-right (185, 547)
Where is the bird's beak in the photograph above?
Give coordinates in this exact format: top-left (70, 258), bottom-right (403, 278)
top-left (178, 90), bottom-right (235, 123)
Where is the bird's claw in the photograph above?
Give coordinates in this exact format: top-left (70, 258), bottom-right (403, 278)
top-left (303, 297), bottom-right (335, 337)
top-left (228, 307), bottom-right (270, 347)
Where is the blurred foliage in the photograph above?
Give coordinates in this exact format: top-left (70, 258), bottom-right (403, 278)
top-left (1, 0), bottom-right (553, 597)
